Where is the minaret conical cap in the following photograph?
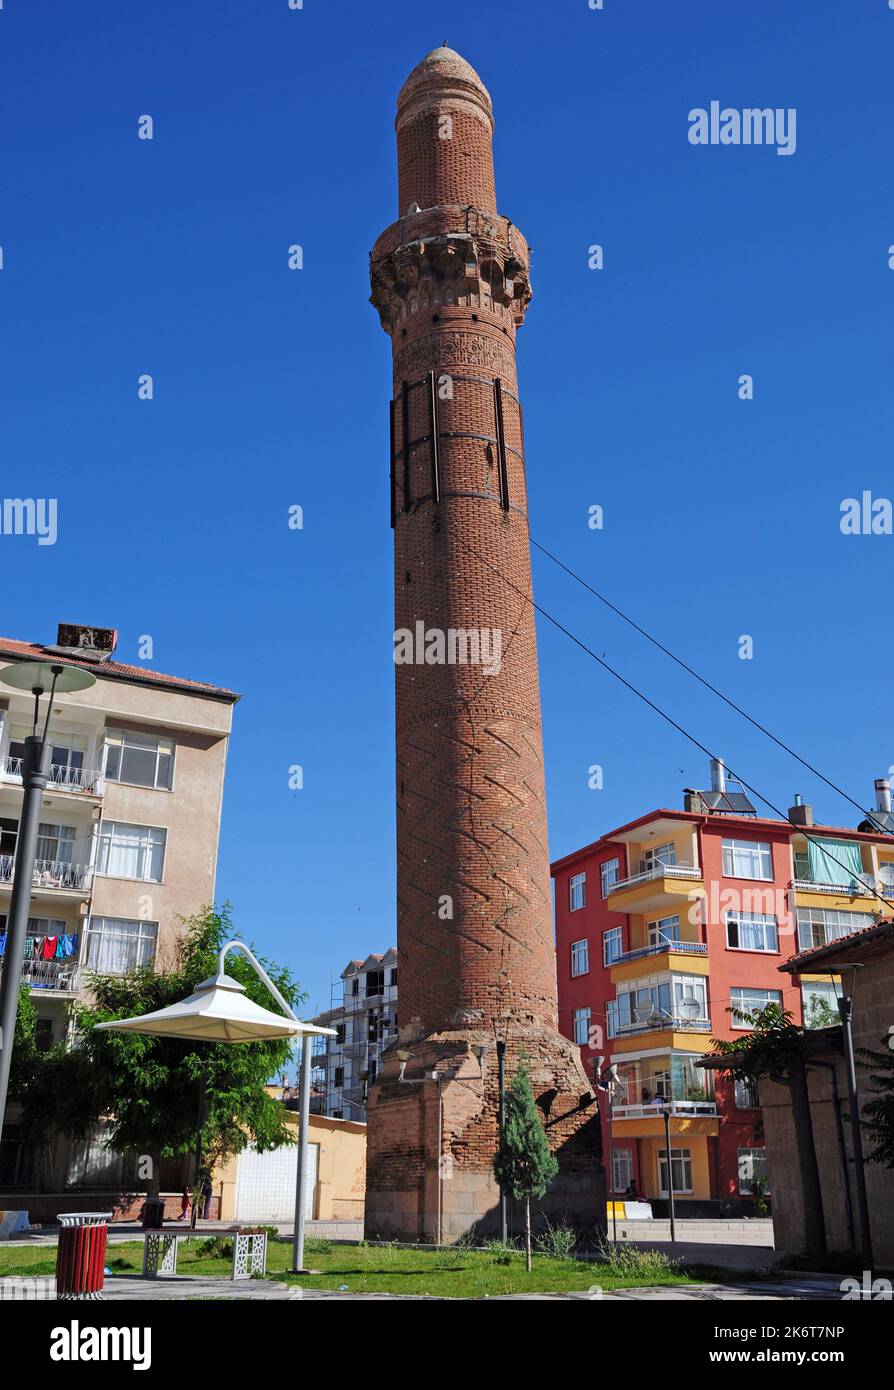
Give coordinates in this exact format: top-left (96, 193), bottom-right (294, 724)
top-left (397, 44), bottom-right (493, 124)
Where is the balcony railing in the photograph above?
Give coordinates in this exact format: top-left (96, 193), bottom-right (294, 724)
top-left (0, 956), bottom-right (82, 994)
top-left (613, 1016), bottom-right (713, 1038)
top-left (0, 756), bottom-right (103, 796)
top-left (0, 856), bottom-right (92, 892)
top-left (614, 940), bottom-right (708, 966)
top-left (612, 1099), bottom-right (717, 1120)
top-left (793, 876), bottom-right (887, 899)
top-left (608, 862), bottom-right (702, 894)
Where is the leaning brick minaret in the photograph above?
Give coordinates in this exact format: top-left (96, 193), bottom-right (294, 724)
top-left (366, 45), bottom-right (603, 1241)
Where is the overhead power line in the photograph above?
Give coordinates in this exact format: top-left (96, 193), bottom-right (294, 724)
top-left (529, 535), bottom-right (888, 835)
top-left (446, 525), bottom-right (894, 916)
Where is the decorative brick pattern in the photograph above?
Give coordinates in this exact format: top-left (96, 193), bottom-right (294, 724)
top-left (367, 47), bottom-right (603, 1241)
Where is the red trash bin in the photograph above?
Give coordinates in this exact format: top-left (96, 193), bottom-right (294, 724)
top-left (55, 1212), bottom-right (112, 1300)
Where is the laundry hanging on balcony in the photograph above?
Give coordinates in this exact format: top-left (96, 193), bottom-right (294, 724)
top-left (0, 930), bottom-right (78, 959)
top-left (806, 838), bottom-right (864, 886)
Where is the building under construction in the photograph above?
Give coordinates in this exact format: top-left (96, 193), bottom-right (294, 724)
top-left (311, 950), bottom-right (398, 1121)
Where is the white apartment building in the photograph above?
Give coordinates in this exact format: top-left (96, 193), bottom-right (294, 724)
top-left (311, 950), bottom-right (398, 1120)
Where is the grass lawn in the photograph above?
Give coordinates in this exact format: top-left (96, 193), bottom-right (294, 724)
top-left (0, 1236), bottom-right (720, 1298)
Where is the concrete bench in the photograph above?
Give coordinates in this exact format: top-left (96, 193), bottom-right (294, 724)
top-left (142, 1230), bottom-right (181, 1278)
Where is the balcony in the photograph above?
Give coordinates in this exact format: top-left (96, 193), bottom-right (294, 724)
top-left (605, 861), bottom-right (704, 913)
top-left (613, 1016), bottom-right (713, 1040)
top-left (614, 940), bottom-right (708, 967)
top-left (792, 876), bottom-right (883, 900)
top-left (612, 1099), bottom-right (717, 1120)
top-left (0, 756), bottom-right (103, 797)
top-left (0, 956), bottom-right (82, 995)
top-left (0, 855), bottom-right (93, 896)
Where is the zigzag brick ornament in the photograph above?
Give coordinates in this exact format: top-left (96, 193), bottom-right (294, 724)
top-left (366, 45), bottom-right (604, 1241)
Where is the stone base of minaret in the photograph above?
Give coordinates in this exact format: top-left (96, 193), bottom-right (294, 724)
top-left (364, 1024), bottom-right (605, 1244)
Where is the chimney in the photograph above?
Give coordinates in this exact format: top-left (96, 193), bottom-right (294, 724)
top-left (788, 793), bottom-right (814, 827)
top-left (710, 757), bottom-right (726, 794)
top-left (684, 789), bottom-right (707, 814)
top-left (875, 778), bottom-right (892, 815)
top-left (55, 623), bottom-right (118, 660)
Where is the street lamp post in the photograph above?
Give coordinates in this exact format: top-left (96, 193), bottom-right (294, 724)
top-left (661, 1104), bottom-right (677, 1243)
top-left (834, 974), bottom-right (874, 1271)
top-left (593, 1057), bottom-right (621, 1246)
top-left (0, 662), bottom-right (96, 1132)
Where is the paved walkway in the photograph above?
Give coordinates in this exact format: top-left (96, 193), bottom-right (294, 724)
top-left (0, 1272), bottom-right (844, 1301)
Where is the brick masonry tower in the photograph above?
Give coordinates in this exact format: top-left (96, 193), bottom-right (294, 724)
top-left (366, 45), bottom-right (603, 1241)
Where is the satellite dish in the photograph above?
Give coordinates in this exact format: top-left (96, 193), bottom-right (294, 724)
top-left (677, 996), bottom-right (702, 1021)
top-left (876, 864), bottom-right (894, 896)
top-left (855, 872), bottom-right (878, 897)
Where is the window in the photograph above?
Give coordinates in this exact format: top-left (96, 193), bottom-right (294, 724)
top-left (640, 842), bottom-right (676, 872)
top-left (36, 822), bottom-right (76, 865)
top-left (104, 730), bottom-right (174, 790)
top-left (722, 839), bottom-right (772, 880)
top-left (606, 999), bottom-right (619, 1038)
top-left (96, 822), bottom-right (166, 882)
top-left (569, 872), bottom-right (586, 911)
top-left (333, 1067), bottom-right (344, 1089)
top-left (734, 1077), bottom-right (759, 1109)
top-left (796, 907), bottom-right (874, 952)
top-left (365, 969), bottom-right (385, 996)
top-left (614, 977), bottom-right (671, 1029)
top-left (603, 927), bottom-right (623, 966)
top-left (648, 915), bottom-right (682, 948)
top-left (350, 977), bottom-right (359, 996)
top-left (672, 974), bottom-right (708, 1022)
top-left (35, 1018), bottom-right (55, 1052)
top-left (725, 911), bottom-right (778, 952)
top-left (27, 916), bottom-right (67, 937)
top-left (658, 1147), bottom-right (692, 1194)
top-left (601, 857), bottom-right (620, 897)
top-left (84, 917), bottom-right (158, 974)
top-left (802, 979), bottom-right (840, 1028)
top-left (572, 1006), bottom-right (591, 1045)
top-left (334, 1024), bottom-right (346, 1045)
top-left (612, 1147), bottom-right (633, 1194)
top-left (9, 726), bottom-right (87, 783)
top-left (737, 1147), bottom-right (769, 1195)
top-left (730, 986), bottom-right (783, 1026)
top-left (570, 939), bottom-right (589, 977)
top-left (389, 968), bottom-right (398, 986)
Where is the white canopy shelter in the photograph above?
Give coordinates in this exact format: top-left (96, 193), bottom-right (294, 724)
top-left (93, 940), bottom-right (335, 1272)
top-left (95, 970), bottom-right (320, 1044)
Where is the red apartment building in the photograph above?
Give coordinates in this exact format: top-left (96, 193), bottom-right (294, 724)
top-left (552, 759), bottom-right (894, 1215)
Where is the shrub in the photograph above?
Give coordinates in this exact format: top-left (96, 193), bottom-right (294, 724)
top-left (303, 1236), bottom-right (333, 1255)
top-left (534, 1221), bottom-right (577, 1260)
top-left (595, 1238), bottom-right (679, 1281)
top-left (195, 1236), bottom-right (234, 1260)
top-left (484, 1238), bottom-right (522, 1266)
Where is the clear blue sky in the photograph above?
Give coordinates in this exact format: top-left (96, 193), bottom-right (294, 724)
top-left (1, 1), bottom-right (892, 1020)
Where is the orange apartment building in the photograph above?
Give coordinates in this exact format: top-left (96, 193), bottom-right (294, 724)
top-left (552, 758), bottom-right (894, 1215)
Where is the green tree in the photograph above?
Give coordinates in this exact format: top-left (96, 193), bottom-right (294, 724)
top-left (492, 1061), bottom-right (558, 1271)
top-left (804, 996), bottom-right (839, 1030)
top-left (860, 1033), bottom-right (894, 1167)
top-left (18, 906), bottom-right (305, 1201)
top-left (711, 1003), bottom-right (826, 1254)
